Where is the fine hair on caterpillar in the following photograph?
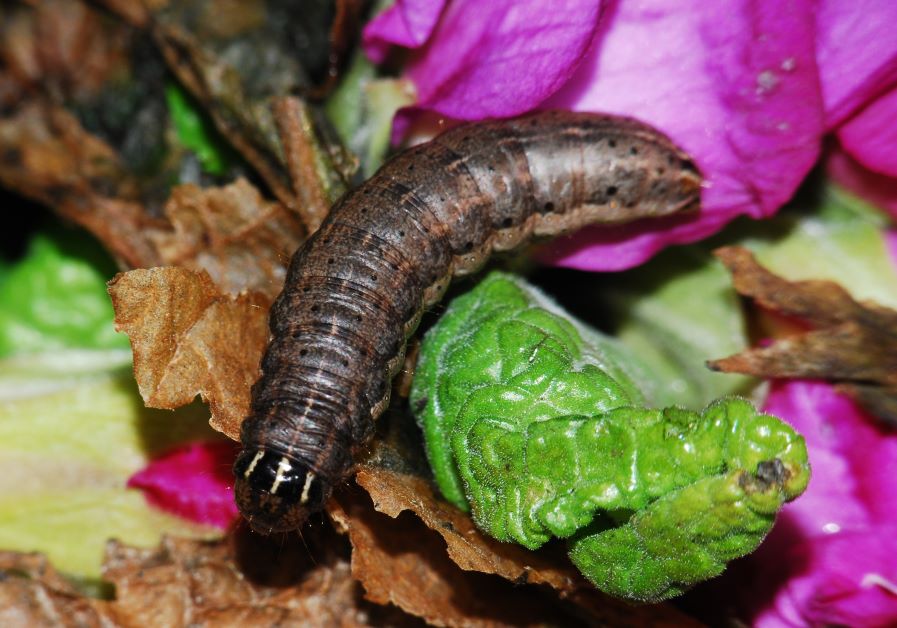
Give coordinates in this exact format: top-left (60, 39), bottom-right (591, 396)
top-left (233, 110), bottom-right (702, 534)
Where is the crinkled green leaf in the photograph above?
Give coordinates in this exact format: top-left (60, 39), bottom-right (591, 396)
top-left (0, 228), bottom-right (130, 357)
top-left (411, 272), bottom-right (809, 602)
top-left (412, 272), bottom-right (649, 509)
top-left (0, 351), bottom-right (223, 579)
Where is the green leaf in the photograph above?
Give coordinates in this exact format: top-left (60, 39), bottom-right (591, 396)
top-left (165, 81), bottom-right (234, 176)
top-left (602, 246), bottom-right (754, 409)
top-left (0, 228), bottom-right (130, 357)
top-left (742, 187), bottom-right (897, 309)
top-left (0, 350), bottom-right (223, 579)
top-left (411, 272), bottom-right (809, 601)
top-left (324, 48), bottom-right (414, 177)
top-left (411, 272), bottom-right (648, 509)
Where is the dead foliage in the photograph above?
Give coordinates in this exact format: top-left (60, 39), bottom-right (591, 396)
top-left (709, 246), bottom-right (897, 423)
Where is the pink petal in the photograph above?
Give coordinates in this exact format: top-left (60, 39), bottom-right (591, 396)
top-left (827, 146), bottom-right (897, 219)
top-left (816, 0), bottom-right (897, 128)
top-left (541, 0), bottom-right (823, 271)
top-left (754, 531), bottom-right (897, 628)
top-left (127, 441), bottom-right (240, 529)
top-left (887, 231), bottom-right (897, 267)
top-left (837, 85), bottom-right (897, 178)
top-left (397, 0), bottom-right (604, 121)
top-left (362, 0), bottom-right (447, 64)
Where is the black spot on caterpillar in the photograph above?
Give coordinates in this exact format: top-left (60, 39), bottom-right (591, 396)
top-left (233, 110), bottom-right (702, 533)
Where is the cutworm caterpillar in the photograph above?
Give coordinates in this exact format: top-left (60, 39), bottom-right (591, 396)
top-left (233, 111), bottom-right (702, 533)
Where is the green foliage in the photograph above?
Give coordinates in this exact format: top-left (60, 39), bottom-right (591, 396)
top-left (603, 246), bottom-right (754, 409)
top-left (411, 272), bottom-right (810, 601)
top-left (324, 47), bottom-right (415, 177)
top-left (165, 82), bottom-right (234, 176)
top-left (743, 186), bottom-right (897, 309)
top-left (0, 228), bottom-right (130, 357)
top-left (0, 352), bottom-right (223, 579)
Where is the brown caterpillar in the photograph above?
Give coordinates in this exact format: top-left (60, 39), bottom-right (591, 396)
top-left (233, 110), bottom-right (702, 533)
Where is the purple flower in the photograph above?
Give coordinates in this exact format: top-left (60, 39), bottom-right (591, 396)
top-left (364, 0), bottom-right (897, 269)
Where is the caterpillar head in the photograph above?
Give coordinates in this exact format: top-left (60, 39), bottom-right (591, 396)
top-left (233, 448), bottom-right (325, 534)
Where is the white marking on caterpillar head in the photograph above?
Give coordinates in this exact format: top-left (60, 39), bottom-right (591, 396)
top-left (300, 471), bottom-right (316, 505)
top-left (270, 456), bottom-right (292, 495)
top-left (243, 449), bottom-right (265, 479)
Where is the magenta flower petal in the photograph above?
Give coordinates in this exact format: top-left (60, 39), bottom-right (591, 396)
top-left (816, 0), bottom-right (897, 128)
top-left (837, 85), bottom-right (897, 178)
top-left (540, 0), bottom-right (823, 270)
top-left (754, 531), bottom-right (897, 628)
top-left (396, 0), bottom-right (604, 121)
top-left (127, 441), bottom-right (240, 529)
top-left (362, 0), bottom-right (447, 64)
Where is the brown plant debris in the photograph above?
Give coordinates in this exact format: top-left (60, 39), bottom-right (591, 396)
top-left (0, 530), bottom-right (419, 627)
top-left (146, 178), bottom-right (303, 299)
top-left (0, 551), bottom-right (108, 627)
top-left (1, 0), bottom-right (342, 265)
top-left (0, 100), bottom-right (168, 269)
top-left (271, 96), bottom-right (336, 232)
top-left (99, 530), bottom-right (415, 627)
top-left (709, 246), bottom-right (897, 422)
top-left (108, 266), bottom-right (269, 440)
top-left (330, 486), bottom-right (585, 627)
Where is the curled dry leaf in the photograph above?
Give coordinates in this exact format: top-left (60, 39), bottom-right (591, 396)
top-left (330, 486), bottom-right (582, 627)
top-left (108, 266), bottom-right (268, 440)
top-left (147, 178), bottom-right (303, 299)
top-left (709, 246), bottom-right (897, 423)
top-left (355, 466), bottom-right (576, 591)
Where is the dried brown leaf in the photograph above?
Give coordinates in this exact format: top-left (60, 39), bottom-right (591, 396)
top-left (710, 246), bottom-right (897, 421)
top-left (0, 100), bottom-right (167, 269)
top-left (355, 466), bottom-right (577, 592)
top-left (337, 467), bottom-right (701, 627)
top-left (147, 178), bottom-right (303, 299)
top-left (108, 266), bottom-right (268, 440)
top-left (0, 551), bottom-right (110, 627)
top-left (330, 487), bottom-right (581, 628)
top-left (2, 527), bottom-right (419, 627)
top-left (98, 532), bottom-right (403, 628)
